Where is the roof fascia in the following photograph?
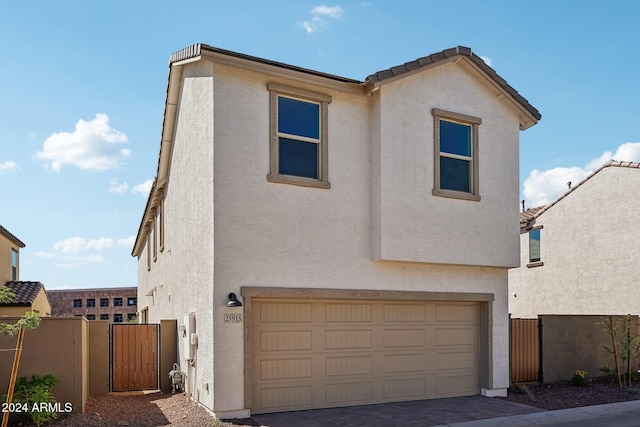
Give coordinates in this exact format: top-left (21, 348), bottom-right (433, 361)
top-left (0, 226), bottom-right (25, 248)
top-left (199, 49), bottom-right (366, 96)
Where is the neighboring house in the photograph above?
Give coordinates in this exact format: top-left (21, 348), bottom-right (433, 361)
top-left (0, 281), bottom-right (51, 317)
top-left (132, 44), bottom-right (540, 417)
top-left (0, 225), bottom-right (25, 283)
top-left (47, 287), bottom-right (138, 322)
top-left (509, 160), bottom-right (640, 318)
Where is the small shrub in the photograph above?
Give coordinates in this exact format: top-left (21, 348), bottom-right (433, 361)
top-left (510, 383), bottom-right (527, 394)
top-left (2, 374), bottom-right (59, 426)
top-left (571, 371), bottom-right (588, 387)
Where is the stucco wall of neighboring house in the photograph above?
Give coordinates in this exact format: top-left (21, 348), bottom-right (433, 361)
top-left (509, 166), bottom-right (640, 318)
top-left (32, 288), bottom-right (52, 316)
top-left (137, 60), bottom-right (215, 412)
top-left (0, 233), bottom-right (19, 283)
top-left (0, 305), bottom-right (29, 316)
top-left (373, 62), bottom-right (521, 268)
top-left (139, 56), bottom-right (526, 416)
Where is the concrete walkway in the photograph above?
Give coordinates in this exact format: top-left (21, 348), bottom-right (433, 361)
top-left (251, 398), bottom-right (640, 427)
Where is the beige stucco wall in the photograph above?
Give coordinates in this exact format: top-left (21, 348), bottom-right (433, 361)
top-left (509, 166), bottom-right (640, 318)
top-left (89, 320), bottom-right (109, 395)
top-left (31, 289), bottom-right (51, 316)
top-left (0, 317), bottom-right (88, 413)
top-left (372, 62), bottom-right (521, 268)
top-left (0, 233), bottom-right (20, 283)
top-left (139, 58), bottom-right (527, 417)
top-left (138, 60), bottom-right (215, 411)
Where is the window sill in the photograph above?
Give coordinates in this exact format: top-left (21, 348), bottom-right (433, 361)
top-left (526, 261), bottom-right (544, 268)
top-left (432, 188), bottom-right (481, 202)
top-left (267, 174), bottom-right (331, 189)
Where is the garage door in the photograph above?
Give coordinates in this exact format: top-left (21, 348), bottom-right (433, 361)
top-left (251, 298), bottom-right (480, 414)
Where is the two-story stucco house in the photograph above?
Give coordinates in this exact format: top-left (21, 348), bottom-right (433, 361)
top-left (132, 44), bottom-right (540, 418)
top-left (510, 160), bottom-right (640, 319)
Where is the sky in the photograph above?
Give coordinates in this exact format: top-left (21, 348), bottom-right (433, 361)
top-left (2, 1), bottom-right (640, 290)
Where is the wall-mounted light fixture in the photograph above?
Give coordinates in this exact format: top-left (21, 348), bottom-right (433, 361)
top-left (227, 293), bottom-right (243, 307)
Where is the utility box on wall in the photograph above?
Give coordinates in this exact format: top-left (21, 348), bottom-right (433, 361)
top-left (182, 312), bottom-right (196, 361)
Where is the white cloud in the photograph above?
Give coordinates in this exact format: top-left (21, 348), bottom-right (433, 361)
top-left (117, 236), bottom-right (136, 247)
top-left (85, 238), bottom-right (116, 251)
top-left (302, 5), bottom-right (344, 33)
top-left (53, 237), bottom-right (86, 254)
top-left (131, 179), bottom-right (154, 196)
top-left (480, 56), bottom-right (492, 67)
top-left (311, 5), bottom-right (344, 18)
top-left (0, 160), bottom-right (18, 171)
top-left (108, 177), bottom-right (129, 194)
top-left (34, 113), bottom-right (130, 171)
top-left (34, 251), bottom-right (54, 259)
top-left (523, 141), bottom-right (640, 207)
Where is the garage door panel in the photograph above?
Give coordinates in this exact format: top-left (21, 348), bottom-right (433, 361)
top-left (383, 353), bottom-right (425, 373)
top-left (325, 381), bottom-right (373, 403)
top-left (325, 303), bottom-right (373, 322)
top-left (436, 304), bottom-right (477, 322)
top-left (251, 299), bottom-right (481, 414)
top-left (325, 355), bottom-right (373, 376)
top-left (436, 351), bottom-right (476, 370)
top-left (259, 330), bottom-right (313, 352)
top-left (258, 385), bottom-right (313, 410)
top-left (435, 326), bottom-right (478, 347)
top-left (383, 303), bottom-right (426, 322)
top-left (436, 374), bottom-right (478, 395)
top-left (259, 358), bottom-right (313, 380)
top-left (383, 377), bottom-right (426, 399)
top-left (383, 328), bottom-right (426, 347)
top-left (259, 302), bottom-right (313, 323)
top-left (325, 329), bottom-right (372, 349)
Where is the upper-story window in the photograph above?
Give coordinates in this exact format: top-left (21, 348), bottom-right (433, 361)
top-left (73, 299), bottom-right (82, 308)
top-left (114, 297), bottom-right (123, 307)
top-left (11, 249), bottom-right (18, 281)
top-left (100, 298), bottom-right (109, 307)
top-left (267, 83), bottom-right (331, 189)
top-left (432, 109), bottom-right (481, 201)
top-left (529, 228), bottom-right (542, 264)
top-left (127, 297), bottom-right (137, 306)
top-left (86, 298), bottom-right (96, 307)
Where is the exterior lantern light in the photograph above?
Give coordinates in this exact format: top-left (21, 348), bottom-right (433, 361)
top-left (227, 293), bottom-right (242, 307)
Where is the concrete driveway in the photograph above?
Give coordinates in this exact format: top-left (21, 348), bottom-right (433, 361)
top-left (251, 396), bottom-right (544, 427)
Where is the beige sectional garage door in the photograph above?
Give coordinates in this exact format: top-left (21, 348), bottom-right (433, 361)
top-left (251, 298), bottom-right (480, 414)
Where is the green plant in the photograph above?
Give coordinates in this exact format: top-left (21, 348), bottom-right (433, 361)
top-left (571, 371), bottom-right (587, 387)
top-left (2, 374), bottom-right (60, 426)
top-left (510, 383), bottom-right (527, 394)
top-left (601, 315), bottom-right (640, 388)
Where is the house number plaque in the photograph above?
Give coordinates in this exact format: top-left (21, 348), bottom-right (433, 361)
top-left (224, 313), bottom-right (242, 323)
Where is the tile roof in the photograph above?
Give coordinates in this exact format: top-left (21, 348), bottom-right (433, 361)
top-left (520, 206), bottom-right (546, 226)
top-left (0, 225), bottom-right (25, 248)
top-left (168, 44), bottom-right (541, 123)
top-left (521, 160), bottom-right (640, 226)
top-left (2, 281), bottom-right (44, 305)
top-left (365, 46), bottom-right (541, 122)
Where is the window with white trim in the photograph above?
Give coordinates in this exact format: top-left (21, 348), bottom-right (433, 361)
top-left (267, 83), bottom-right (331, 189)
top-left (529, 228), bottom-right (541, 263)
top-left (432, 109), bottom-right (481, 201)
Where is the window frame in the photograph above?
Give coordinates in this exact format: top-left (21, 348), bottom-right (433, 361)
top-left (11, 249), bottom-right (18, 281)
top-left (432, 108), bottom-right (481, 201)
top-left (86, 298), bottom-right (96, 308)
top-left (73, 299), bottom-right (82, 308)
top-left (267, 83), bottom-right (331, 189)
top-left (114, 297), bottom-right (123, 307)
top-left (100, 314), bottom-right (109, 321)
top-left (127, 297), bottom-right (137, 306)
top-left (113, 313), bottom-right (123, 323)
top-left (100, 298), bottom-right (109, 307)
top-left (527, 226), bottom-right (543, 267)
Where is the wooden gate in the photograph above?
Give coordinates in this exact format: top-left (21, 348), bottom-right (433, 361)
top-left (110, 324), bottom-right (160, 392)
top-left (510, 318), bottom-right (541, 382)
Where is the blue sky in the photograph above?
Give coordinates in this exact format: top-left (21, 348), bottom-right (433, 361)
top-left (2, 1), bottom-right (639, 289)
